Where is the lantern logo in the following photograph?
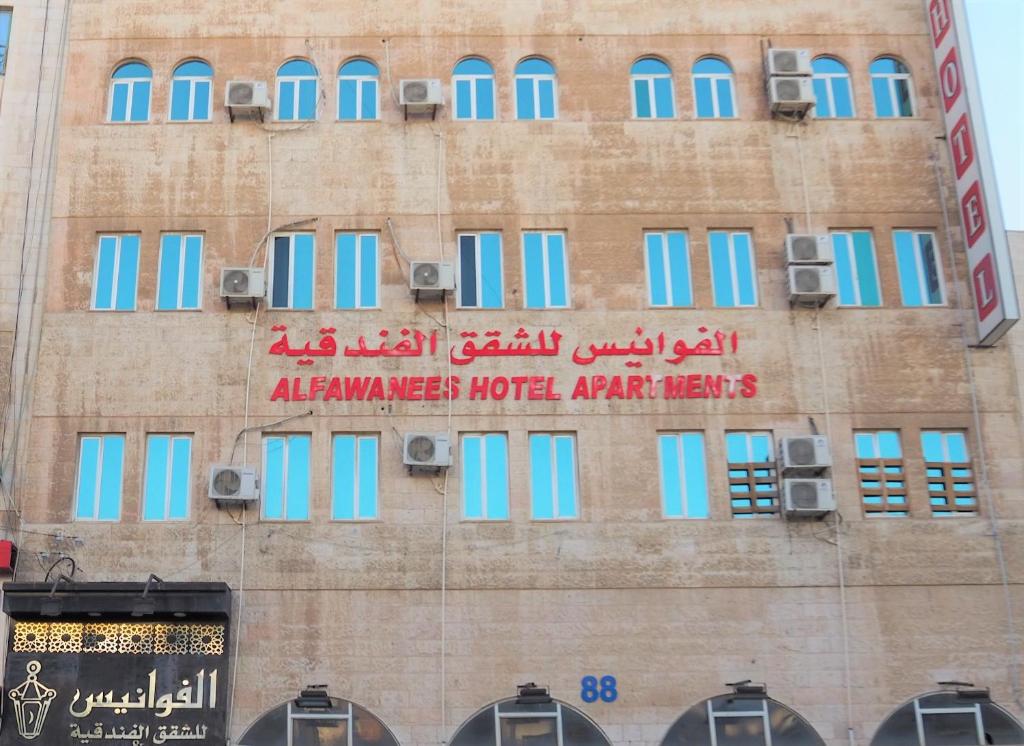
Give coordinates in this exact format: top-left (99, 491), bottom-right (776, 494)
top-left (8, 661), bottom-right (56, 740)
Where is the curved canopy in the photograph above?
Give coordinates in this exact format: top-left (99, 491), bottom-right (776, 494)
top-left (870, 691), bottom-right (1024, 745)
top-left (451, 696), bottom-right (611, 746)
top-left (660, 693), bottom-right (826, 746)
top-left (238, 697), bottom-right (400, 746)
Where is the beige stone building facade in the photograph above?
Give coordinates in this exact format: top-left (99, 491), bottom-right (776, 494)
top-left (1, 1), bottom-right (1023, 745)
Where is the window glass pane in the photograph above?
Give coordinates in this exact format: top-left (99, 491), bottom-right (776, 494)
top-left (833, 234), bottom-right (857, 304)
top-left (476, 77), bottom-right (495, 119)
top-left (878, 431), bottom-right (902, 459)
top-left (813, 77), bottom-right (831, 118)
top-left (463, 436), bottom-right (484, 519)
top-left (480, 233), bottom-right (503, 308)
top-left (76, 438), bottom-right (101, 519)
top-left (361, 79), bottom-right (378, 119)
top-left (523, 232), bottom-right (546, 308)
top-left (455, 79), bottom-right (472, 119)
top-left (285, 435), bottom-right (311, 520)
top-left (714, 716), bottom-right (767, 746)
top-left (336, 233), bottom-right (357, 309)
top-left (111, 82), bottom-right (130, 122)
top-left (170, 79), bottom-right (191, 121)
top-left (547, 233), bottom-right (567, 307)
top-left (683, 433), bottom-right (709, 518)
top-left (459, 235), bottom-right (478, 307)
top-left (710, 231), bottom-right (734, 307)
top-left (895, 79), bottom-right (913, 116)
top-left (500, 717), bottom-right (558, 746)
top-left (833, 76), bottom-right (853, 117)
top-left (292, 719), bottom-right (348, 746)
top-left (279, 80), bottom-right (296, 120)
top-left (872, 76), bottom-right (893, 117)
top-left (94, 236), bottom-right (117, 309)
top-left (339, 78), bottom-right (358, 119)
top-left (646, 233), bottom-right (668, 306)
top-left (538, 79), bottom-right (555, 119)
top-left (130, 81), bottom-right (150, 122)
top-left (633, 79), bottom-right (651, 118)
top-left (357, 436), bottom-right (378, 519)
top-left (555, 435), bottom-right (577, 518)
top-left (272, 236), bottom-right (291, 308)
top-left (716, 78), bottom-right (734, 117)
top-left (332, 435), bottom-right (357, 520)
top-left (169, 437), bottom-right (191, 519)
top-left (98, 435), bottom-right (124, 520)
top-left (894, 230), bottom-right (922, 306)
top-left (530, 434), bottom-right (554, 519)
top-left (653, 76), bottom-right (674, 117)
top-left (263, 437), bottom-right (285, 519)
top-left (516, 77), bottom-right (535, 120)
top-left (292, 234), bottom-right (314, 309)
top-left (298, 79), bottom-right (317, 119)
top-left (116, 235), bottom-right (139, 310)
top-left (733, 233), bottom-right (756, 305)
top-left (667, 231), bottom-right (692, 306)
top-left (143, 436), bottom-right (170, 521)
top-left (659, 435), bottom-right (684, 517)
top-left (193, 81), bottom-right (211, 120)
top-left (157, 236), bottom-right (182, 310)
top-left (0, 10), bottom-right (10, 74)
top-left (485, 434), bottom-right (509, 519)
top-left (918, 233), bottom-right (942, 304)
top-left (359, 234), bottom-right (377, 307)
top-left (920, 712), bottom-right (980, 745)
top-left (181, 235), bottom-right (202, 308)
top-left (694, 77), bottom-right (714, 118)
top-left (852, 232), bottom-right (880, 306)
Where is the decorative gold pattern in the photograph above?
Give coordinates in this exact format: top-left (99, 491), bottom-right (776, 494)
top-left (12, 622), bottom-right (226, 655)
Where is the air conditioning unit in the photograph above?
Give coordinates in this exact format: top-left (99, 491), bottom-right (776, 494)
top-left (783, 479), bottom-right (835, 517)
top-left (208, 466), bottom-right (259, 504)
top-left (409, 261), bottom-right (455, 298)
top-left (770, 77), bottom-right (815, 115)
top-left (220, 268), bottom-right (265, 302)
top-left (780, 436), bottom-right (832, 473)
top-left (403, 433), bottom-right (452, 470)
top-left (767, 49), bottom-right (813, 77)
top-left (788, 265), bottom-right (835, 305)
top-left (786, 234), bottom-right (833, 265)
top-left (400, 79), bottom-right (444, 110)
top-left (225, 81), bottom-right (271, 110)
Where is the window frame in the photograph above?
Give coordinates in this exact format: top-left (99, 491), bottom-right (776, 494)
top-left (630, 58), bottom-right (676, 120)
top-left (831, 230), bottom-right (882, 307)
top-left (0, 8), bottom-right (11, 76)
top-left (657, 432), bottom-right (709, 520)
top-left (261, 433), bottom-right (312, 521)
top-left (921, 430), bottom-right (977, 517)
top-left (514, 58), bottom-right (558, 121)
top-left (871, 57), bottom-right (916, 118)
top-left (142, 434), bottom-right (192, 522)
top-left (708, 230), bottom-right (758, 308)
top-left (268, 232), bottom-right (316, 310)
top-left (529, 432), bottom-right (579, 521)
top-left (275, 59), bottom-right (319, 122)
top-left (893, 230), bottom-right (946, 307)
top-left (854, 430), bottom-right (907, 517)
top-left (74, 434), bottom-right (125, 522)
top-left (155, 232), bottom-right (204, 311)
top-left (456, 232), bottom-right (504, 309)
top-left (461, 433), bottom-right (510, 521)
top-left (331, 433), bottom-right (379, 521)
top-left (726, 430), bottom-right (779, 519)
top-left (811, 56), bottom-right (855, 119)
top-left (334, 232), bottom-right (379, 310)
top-left (521, 230), bottom-right (571, 309)
top-left (337, 58), bottom-right (380, 121)
top-left (644, 230), bottom-right (693, 308)
top-left (692, 57), bottom-right (737, 119)
top-left (91, 233), bottom-right (140, 312)
top-left (168, 60), bottom-right (213, 122)
top-left (452, 58), bottom-right (496, 121)
top-left (108, 62), bottom-right (152, 124)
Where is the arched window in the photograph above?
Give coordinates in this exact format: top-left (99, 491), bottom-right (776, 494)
top-left (693, 57), bottom-right (736, 119)
top-left (871, 689), bottom-right (1024, 745)
top-left (812, 56), bottom-right (854, 118)
top-left (109, 61), bottom-right (152, 123)
top-left (169, 59), bottom-right (213, 122)
top-left (451, 686), bottom-right (611, 746)
top-left (660, 690), bottom-right (826, 745)
top-left (277, 59), bottom-right (318, 121)
top-left (871, 57), bottom-right (914, 118)
top-left (452, 57), bottom-right (495, 120)
top-left (631, 57), bottom-right (675, 119)
top-left (338, 58), bottom-right (379, 121)
top-left (515, 57), bottom-right (557, 120)
top-left (238, 696), bottom-right (401, 746)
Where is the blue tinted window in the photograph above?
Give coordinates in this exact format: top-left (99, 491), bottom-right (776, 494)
top-left (856, 431), bottom-right (907, 517)
top-left (894, 230), bottom-right (944, 306)
top-left (263, 435), bottom-right (311, 520)
top-left (143, 435), bottom-right (191, 521)
top-left (270, 233), bottom-right (315, 309)
top-left (332, 434), bottom-right (378, 520)
top-left (170, 60), bottom-right (213, 122)
top-left (75, 435), bottom-right (124, 521)
top-left (453, 57), bottom-right (495, 120)
top-left (921, 431), bottom-right (976, 516)
top-left (0, 10), bottom-right (12, 74)
top-left (515, 57), bottom-right (557, 120)
top-left (530, 434), bottom-right (577, 519)
top-left (658, 433), bottom-right (709, 518)
top-left (335, 233), bottom-right (378, 309)
top-left (157, 234), bottom-right (203, 310)
top-left (631, 57), bottom-right (674, 119)
top-left (457, 233), bottom-right (503, 308)
top-left (693, 57), bottom-right (735, 119)
top-left (92, 235), bottom-right (139, 311)
top-left (523, 232), bottom-right (569, 309)
top-left (831, 231), bottom-right (880, 307)
top-left (645, 231), bottom-right (693, 307)
top-left (812, 56), bottom-right (854, 118)
top-left (462, 434), bottom-right (510, 520)
top-left (709, 231), bottom-right (757, 307)
top-left (110, 62), bottom-right (152, 122)
top-left (277, 59), bottom-right (318, 121)
top-left (871, 57), bottom-right (914, 118)
top-left (726, 431), bottom-right (777, 519)
top-left (338, 59), bottom-right (379, 121)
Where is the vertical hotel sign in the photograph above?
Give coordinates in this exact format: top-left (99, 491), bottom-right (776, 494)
top-left (927, 0), bottom-right (1019, 345)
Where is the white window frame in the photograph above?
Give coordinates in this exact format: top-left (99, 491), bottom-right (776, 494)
top-left (287, 701), bottom-right (353, 746)
top-left (91, 234), bottom-right (139, 311)
top-left (914, 698), bottom-right (985, 745)
top-left (276, 71), bottom-right (318, 121)
top-left (709, 231), bottom-right (758, 308)
top-left (693, 68), bottom-right (737, 119)
top-left (531, 433), bottom-right (578, 521)
top-left (74, 435), bottom-right (123, 522)
top-left (514, 71), bottom-right (558, 120)
top-left (337, 73), bottom-right (378, 121)
top-left (522, 231), bottom-right (571, 309)
top-left (813, 69), bottom-right (855, 118)
top-left (331, 433), bottom-right (378, 522)
top-left (334, 232), bottom-right (380, 310)
top-left (452, 71), bottom-right (495, 121)
top-left (707, 698), bottom-right (770, 746)
top-left (872, 66), bottom-right (916, 117)
top-left (897, 230), bottom-right (946, 307)
top-left (831, 230), bottom-right (881, 307)
top-left (658, 432), bottom-right (706, 520)
top-left (643, 230), bottom-right (693, 308)
top-left (108, 75), bottom-right (151, 123)
top-left (630, 72), bottom-right (675, 119)
top-left (495, 703), bottom-right (564, 746)
top-left (156, 233), bottom-right (204, 311)
top-left (727, 431), bottom-right (775, 464)
top-left (460, 433), bottom-right (509, 521)
top-left (142, 434), bottom-right (192, 522)
top-left (456, 232), bottom-right (504, 309)
top-left (168, 72), bottom-right (213, 122)
top-left (268, 233), bottom-right (316, 310)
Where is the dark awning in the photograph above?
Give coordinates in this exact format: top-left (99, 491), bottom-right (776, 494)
top-left (2, 581), bottom-right (231, 620)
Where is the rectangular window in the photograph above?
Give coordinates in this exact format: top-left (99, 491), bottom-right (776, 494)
top-left (332, 434), bottom-right (378, 520)
top-left (709, 231), bottom-right (757, 307)
top-left (921, 431), bottom-right (977, 516)
top-left (269, 233), bottom-right (315, 310)
top-left (339, 76), bottom-right (378, 121)
top-left (894, 230), bottom-right (945, 306)
top-left (855, 431), bottom-right (907, 517)
top-left (658, 433), bottom-right (709, 518)
top-left (143, 435), bottom-right (191, 521)
top-left (74, 435), bottom-right (124, 521)
top-left (0, 9), bottom-right (11, 75)
top-left (832, 231), bottom-right (881, 307)
top-left (726, 431), bottom-right (778, 518)
top-left (335, 233), bottom-right (378, 309)
top-left (457, 233), bottom-right (503, 308)
top-left (645, 231), bottom-right (693, 307)
top-left (263, 434), bottom-right (311, 520)
top-left (156, 233), bottom-right (203, 310)
top-left (529, 433), bottom-right (578, 520)
top-left (462, 434), bottom-right (509, 520)
top-left (523, 231), bottom-right (569, 309)
top-left (92, 234), bottom-right (139, 311)
top-left (170, 76), bottom-right (212, 122)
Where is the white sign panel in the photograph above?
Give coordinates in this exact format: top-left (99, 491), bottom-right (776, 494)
top-left (927, 0), bottom-right (1019, 345)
